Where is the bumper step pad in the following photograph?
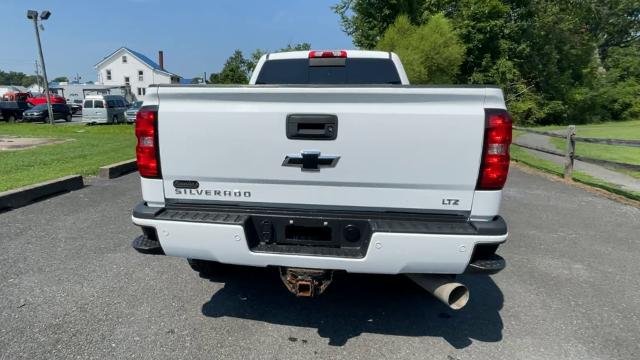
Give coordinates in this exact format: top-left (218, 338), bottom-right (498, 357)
top-left (465, 254), bottom-right (506, 275)
top-left (132, 235), bottom-right (164, 255)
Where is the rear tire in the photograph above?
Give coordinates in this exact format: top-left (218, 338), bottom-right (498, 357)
top-left (187, 259), bottom-right (221, 276)
top-left (65, 114), bottom-right (72, 122)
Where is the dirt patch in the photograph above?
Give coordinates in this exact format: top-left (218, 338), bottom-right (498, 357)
top-left (0, 136), bottom-right (69, 151)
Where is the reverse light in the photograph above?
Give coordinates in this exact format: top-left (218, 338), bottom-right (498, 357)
top-left (135, 105), bottom-right (160, 178)
top-left (308, 50), bottom-right (347, 58)
top-left (477, 109), bottom-right (512, 190)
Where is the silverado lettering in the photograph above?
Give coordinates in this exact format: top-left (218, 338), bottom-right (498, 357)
top-left (174, 189), bottom-right (251, 198)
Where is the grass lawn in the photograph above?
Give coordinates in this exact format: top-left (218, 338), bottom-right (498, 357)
top-left (538, 120), bottom-right (640, 179)
top-left (533, 119), bottom-right (640, 139)
top-left (511, 141), bottom-right (640, 201)
top-left (0, 123), bottom-right (135, 192)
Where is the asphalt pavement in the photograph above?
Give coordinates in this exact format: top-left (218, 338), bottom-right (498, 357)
top-left (0, 168), bottom-right (639, 359)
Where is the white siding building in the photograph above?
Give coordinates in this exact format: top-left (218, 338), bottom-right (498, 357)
top-left (95, 47), bottom-right (180, 100)
top-left (27, 83), bottom-right (44, 93)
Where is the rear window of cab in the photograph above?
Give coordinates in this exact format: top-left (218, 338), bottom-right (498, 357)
top-left (255, 58), bottom-right (402, 85)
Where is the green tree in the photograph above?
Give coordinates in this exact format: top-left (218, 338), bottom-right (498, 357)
top-left (568, 0), bottom-right (640, 62)
top-left (209, 50), bottom-right (250, 84)
top-left (279, 42), bottom-right (312, 52)
top-left (376, 14), bottom-right (465, 83)
top-left (0, 70), bottom-right (41, 87)
top-left (212, 43), bottom-right (314, 84)
top-left (333, 0), bottom-right (423, 49)
top-left (246, 49), bottom-right (267, 75)
top-left (567, 44), bottom-right (640, 123)
top-left (52, 76), bottom-right (68, 83)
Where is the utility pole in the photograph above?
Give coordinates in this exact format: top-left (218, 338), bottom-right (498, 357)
top-left (27, 10), bottom-right (54, 125)
top-left (34, 60), bottom-right (42, 91)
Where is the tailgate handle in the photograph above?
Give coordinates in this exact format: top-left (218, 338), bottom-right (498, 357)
top-left (286, 114), bottom-right (338, 140)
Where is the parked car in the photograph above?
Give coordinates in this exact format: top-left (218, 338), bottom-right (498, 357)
top-left (130, 50), bottom-right (512, 307)
top-left (81, 95), bottom-right (127, 124)
top-left (68, 99), bottom-right (83, 114)
top-left (125, 101), bottom-right (143, 123)
top-left (22, 103), bottom-right (72, 123)
top-left (0, 101), bottom-right (31, 122)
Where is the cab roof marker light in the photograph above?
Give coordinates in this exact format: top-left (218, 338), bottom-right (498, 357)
top-left (308, 50), bottom-right (348, 59)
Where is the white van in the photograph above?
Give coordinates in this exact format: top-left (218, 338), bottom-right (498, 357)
top-left (81, 95), bottom-right (128, 124)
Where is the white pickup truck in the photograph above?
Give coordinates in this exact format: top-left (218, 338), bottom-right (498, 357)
top-left (131, 50), bottom-right (512, 309)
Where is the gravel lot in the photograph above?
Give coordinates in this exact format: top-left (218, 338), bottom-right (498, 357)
top-left (1, 168), bottom-right (639, 359)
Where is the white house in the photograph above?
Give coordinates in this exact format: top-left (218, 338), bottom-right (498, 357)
top-left (95, 47), bottom-right (181, 99)
top-left (0, 85), bottom-right (28, 95)
top-left (27, 83), bottom-right (44, 93)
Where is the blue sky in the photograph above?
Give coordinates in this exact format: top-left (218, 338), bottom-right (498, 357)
top-left (0, 0), bottom-right (353, 82)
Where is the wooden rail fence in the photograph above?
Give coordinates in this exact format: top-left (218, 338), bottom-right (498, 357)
top-left (512, 126), bottom-right (640, 179)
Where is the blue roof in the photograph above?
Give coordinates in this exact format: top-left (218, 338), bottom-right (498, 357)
top-left (127, 48), bottom-right (162, 70)
top-left (96, 47), bottom-right (180, 78)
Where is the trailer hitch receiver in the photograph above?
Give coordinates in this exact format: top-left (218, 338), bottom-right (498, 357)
top-left (279, 267), bottom-right (334, 297)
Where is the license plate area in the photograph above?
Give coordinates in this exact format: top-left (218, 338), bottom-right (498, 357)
top-left (285, 224), bottom-right (332, 243)
top-left (245, 215), bottom-right (372, 258)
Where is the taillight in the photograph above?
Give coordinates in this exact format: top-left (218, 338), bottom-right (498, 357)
top-left (135, 105), bottom-right (160, 178)
top-left (308, 50), bottom-right (347, 58)
top-left (477, 109), bottom-right (512, 190)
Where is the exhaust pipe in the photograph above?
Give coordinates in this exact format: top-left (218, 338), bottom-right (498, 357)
top-left (407, 274), bottom-right (469, 310)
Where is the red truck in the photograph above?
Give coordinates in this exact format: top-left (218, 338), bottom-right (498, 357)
top-left (1, 91), bottom-right (66, 106)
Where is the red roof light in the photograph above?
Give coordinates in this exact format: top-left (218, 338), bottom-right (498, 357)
top-left (308, 50), bottom-right (347, 59)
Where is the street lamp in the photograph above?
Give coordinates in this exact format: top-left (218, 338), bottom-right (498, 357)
top-left (27, 9), bottom-right (54, 125)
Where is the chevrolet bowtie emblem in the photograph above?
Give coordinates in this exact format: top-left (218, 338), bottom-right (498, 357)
top-left (282, 150), bottom-right (340, 172)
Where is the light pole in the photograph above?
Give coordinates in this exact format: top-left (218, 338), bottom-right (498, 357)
top-left (27, 9), bottom-right (54, 125)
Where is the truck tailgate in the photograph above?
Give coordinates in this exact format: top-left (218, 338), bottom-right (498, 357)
top-left (156, 86), bottom-right (494, 212)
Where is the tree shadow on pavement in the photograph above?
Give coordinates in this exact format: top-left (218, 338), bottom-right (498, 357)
top-left (200, 265), bottom-right (504, 348)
